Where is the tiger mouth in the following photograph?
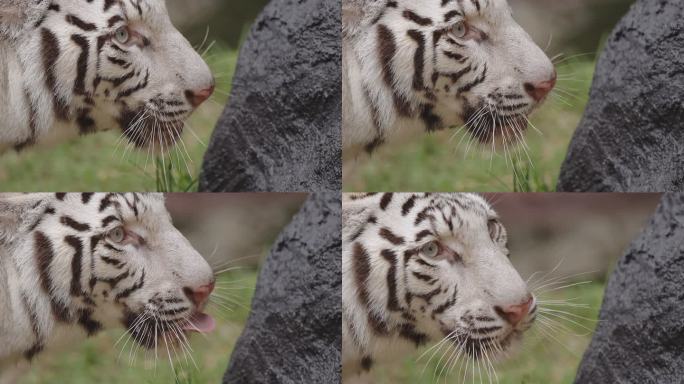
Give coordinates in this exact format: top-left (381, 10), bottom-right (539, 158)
top-left (118, 107), bottom-right (186, 150)
top-left (448, 331), bottom-right (520, 360)
top-left (125, 310), bottom-right (215, 350)
top-left (464, 114), bottom-right (529, 145)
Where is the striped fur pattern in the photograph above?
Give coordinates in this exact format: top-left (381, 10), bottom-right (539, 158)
top-left (0, 193), bottom-right (214, 381)
top-left (342, 0), bottom-right (555, 158)
top-left (0, 0), bottom-right (214, 152)
top-left (342, 193), bottom-right (536, 380)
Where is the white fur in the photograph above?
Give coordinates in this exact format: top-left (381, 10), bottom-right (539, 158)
top-left (0, 193), bottom-right (214, 384)
top-left (0, 0), bottom-right (213, 152)
top-left (343, 0), bottom-right (555, 162)
top-left (342, 193), bottom-right (534, 381)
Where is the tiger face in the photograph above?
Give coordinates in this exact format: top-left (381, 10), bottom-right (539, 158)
top-left (18, 0), bottom-right (214, 149)
top-left (5, 193), bottom-right (216, 358)
top-left (398, 194), bottom-right (535, 358)
top-left (342, 193), bottom-right (535, 370)
top-left (343, 0), bottom-right (555, 154)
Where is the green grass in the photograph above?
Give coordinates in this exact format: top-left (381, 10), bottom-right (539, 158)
top-left (344, 58), bottom-right (596, 192)
top-left (0, 46), bottom-right (237, 192)
top-left (19, 269), bottom-right (257, 384)
top-left (369, 281), bottom-right (605, 384)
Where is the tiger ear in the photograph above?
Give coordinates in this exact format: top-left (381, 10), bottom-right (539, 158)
top-left (342, 0), bottom-right (385, 39)
top-left (0, 194), bottom-right (46, 243)
top-left (342, 196), bottom-right (373, 241)
top-left (0, 1), bottom-right (49, 41)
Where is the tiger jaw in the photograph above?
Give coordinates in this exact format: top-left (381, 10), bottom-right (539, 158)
top-left (123, 307), bottom-right (216, 350)
top-left (117, 106), bottom-right (186, 150)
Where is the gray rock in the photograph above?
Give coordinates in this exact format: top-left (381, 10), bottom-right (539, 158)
top-left (557, 0), bottom-right (684, 192)
top-left (199, 0), bottom-right (341, 192)
top-left (223, 193), bottom-right (341, 384)
top-left (574, 193), bottom-right (684, 383)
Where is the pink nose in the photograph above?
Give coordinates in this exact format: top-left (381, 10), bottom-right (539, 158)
top-left (495, 296), bottom-right (534, 325)
top-left (184, 281), bottom-right (215, 307)
top-left (524, 72), bottom-right (556, 102)
top-left (185, 85), bottom-right (215, 107)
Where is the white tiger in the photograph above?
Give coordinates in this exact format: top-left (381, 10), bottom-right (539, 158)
top-left (342, 0), bottom-right (556, 161)
top-left (342, 193), bottom-right (536, 382)
top-left (0, 193), bottom-right (216, 384)
top-left (0, 0), bottom-right (214, 153)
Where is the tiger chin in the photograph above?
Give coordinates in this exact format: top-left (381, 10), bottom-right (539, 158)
top-left (342, 193), bottom-right (537, 382)
top-left (342, 0), bottom-right (556, 162)
top-left (0, 193), bottom-right (217, 384)
top-left (0, 0), bottom-right (214, 154)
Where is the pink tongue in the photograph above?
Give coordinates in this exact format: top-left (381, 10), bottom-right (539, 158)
top-left (183, 312), bottom-right (216, 333)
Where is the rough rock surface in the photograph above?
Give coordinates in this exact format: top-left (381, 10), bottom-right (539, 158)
top-left (199, 0), bottom-right (341, 192)
top-left (223, 193), bottom-right (341, 383)
top-left (557, 0), bottom-right (684, 192)
top-left (574, 193), bottom-right (684, 383)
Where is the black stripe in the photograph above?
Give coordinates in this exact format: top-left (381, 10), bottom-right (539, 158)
top-left (77, 308), bottom-right (103, 336)
top-left (380, 249), bottom-right (401, 312)
top-left (407, 29), bottom-right (426, 91)
top-left (352, 243), bottom-right (372, 308)
top-left (401, 195), bottom-right (417, 216)
top-left (101, 255), bottom-right (124, 268)
top-left (402, 10), bottom-right (432, 26)
top-left (65, 235), bottom-right (84, 296)
top-left (34, 232), bottom-right (71, 322)
top-left (101, 270), bottom-right (129, 288)
top-left (65, 14), bottom-right (97, 31)
top-left (101, 215), bottom-right (118, 227)
top-left (116, 71), bottom-right (149, 99)
top-left (379, 227), bottom-right (405, 245)
top-left (71, 34), bottom-right (90, 95)
top-left (81, 193), bottom-right (94, 204)
top-left (379, 193), bottom-right (393, 210)
top-left (41, 29), bottom-right (69, 120)
top-left (377, 24), bottom-right (413, 117)
top-left (21, 293), bottom-right (43, 360)
top-left (60, 216), bottom-right (91, 232)
top-left (107, 15), bottom-right (124, 27)
top-left (115, 269), bottom-right (145, 300)
top-left (415, 230), bottom-right (433, 242)
top-left (104, 0), bottom-right (118, 11)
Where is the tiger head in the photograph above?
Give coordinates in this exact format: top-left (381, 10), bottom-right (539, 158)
top-left (344, 0), bottom-right (555, 147)
top-left (18, 0), bottom-right (214, 150)
top-left (2, 193), bottom-right (216, 356)
top-left (345, 193), bottom-right (535, 360)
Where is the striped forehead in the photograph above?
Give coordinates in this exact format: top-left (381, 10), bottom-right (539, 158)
top-left (51, 193), bottom-right (165, 225)
top-left (121, 0), bottom-right (169, 26)
top-left (393, 0), bottom-right (510, 22)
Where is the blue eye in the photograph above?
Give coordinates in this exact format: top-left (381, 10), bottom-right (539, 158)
top-left (451, 21), bottom-right (468, 38)
top-left (114, 26), bottom-right (130, 44)
top-left (421, 241), bottom-right (440, 258)
top-left (108, 227), bottom-right (126, 243)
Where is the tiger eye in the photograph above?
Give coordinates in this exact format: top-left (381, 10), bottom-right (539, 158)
top-left (108, 227), bottom-right (125, 243)
top-left (114, 26), bottom-right (130, 44)
top-left (451, 21), bottom-right (468, 38)
top-left (421, 241), bottom-right (440, 258)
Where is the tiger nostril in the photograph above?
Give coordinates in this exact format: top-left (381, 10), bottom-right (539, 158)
top-left (183, 281), bottom-right (215, 307)
top-left (495, 296), bottom-right (534, 325)
top-left (185, 85), bottom-right (215, 108)
top-left (524, 72), bottom-right (557, 102)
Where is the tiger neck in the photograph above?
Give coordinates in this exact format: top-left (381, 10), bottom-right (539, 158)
top-left (343, 42), bottom-right (456, 159)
